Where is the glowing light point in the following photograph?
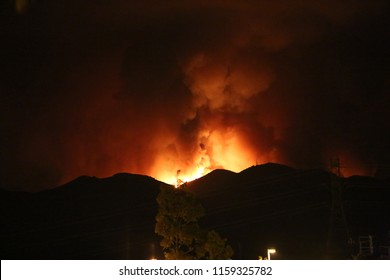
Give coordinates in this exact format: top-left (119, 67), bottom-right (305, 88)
top-left (267, 248), bottom-right (276, 260)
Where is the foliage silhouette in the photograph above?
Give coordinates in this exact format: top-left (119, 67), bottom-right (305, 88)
top-left (155, 184), bottom-right (233, 259)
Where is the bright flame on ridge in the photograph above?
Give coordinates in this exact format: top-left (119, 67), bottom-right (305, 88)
top-left (151, 128), bottom-right (267, 187)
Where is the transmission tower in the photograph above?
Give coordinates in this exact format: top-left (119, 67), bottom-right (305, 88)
top-left (326, 158), bottom-right (350, 259)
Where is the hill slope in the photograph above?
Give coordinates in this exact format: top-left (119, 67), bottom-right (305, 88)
top-left (1, 164), bottom-right (389, 259)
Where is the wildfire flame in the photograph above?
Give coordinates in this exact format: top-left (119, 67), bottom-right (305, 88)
top-left (175, 165), bottom-right (206, 188)
top-left (151, 127), bottom-right (270, 187)
top-left (143, 49), bottom-right (278, 186)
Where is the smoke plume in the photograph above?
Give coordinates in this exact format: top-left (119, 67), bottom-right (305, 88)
top-left (1, 0), bottom-right (389, 190)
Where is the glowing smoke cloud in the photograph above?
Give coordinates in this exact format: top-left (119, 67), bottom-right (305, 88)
top-left (1, 0), bottom-right (389, 190)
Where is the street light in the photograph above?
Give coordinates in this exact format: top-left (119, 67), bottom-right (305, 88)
top-left (267, 248), bottom-right (276, 260)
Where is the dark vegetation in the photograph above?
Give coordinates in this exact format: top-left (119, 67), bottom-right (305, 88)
top-left (1, 163), bottom-right (389, 259)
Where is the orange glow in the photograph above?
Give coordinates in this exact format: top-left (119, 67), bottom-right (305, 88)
top-left (325, 148), bottom-right (374, 177)
top-left (151, 127), bottom-right (259, 186)
top-left (148, 50), bottom-right (275, 186)
top-left (175, 165), bottom-right (206, 188)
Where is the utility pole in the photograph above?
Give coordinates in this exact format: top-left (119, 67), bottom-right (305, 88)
top-left (327, 158), bottom-right (350, 259)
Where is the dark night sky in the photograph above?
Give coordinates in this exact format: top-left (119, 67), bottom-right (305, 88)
top-left (1, 0), bottom-right (389, 191)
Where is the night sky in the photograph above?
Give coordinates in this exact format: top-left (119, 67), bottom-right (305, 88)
top-left (1, 0), bottom-right (389, 191)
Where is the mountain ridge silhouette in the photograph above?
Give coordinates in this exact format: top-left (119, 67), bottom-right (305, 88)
top-left (1, 163), bottom-right (389, 259)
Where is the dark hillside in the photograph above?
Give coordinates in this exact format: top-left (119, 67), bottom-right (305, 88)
top-left (1, 164), bottom-right (389, 259)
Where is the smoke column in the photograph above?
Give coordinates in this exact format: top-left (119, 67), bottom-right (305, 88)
top-left (1, 0), bottom-right (389, 190)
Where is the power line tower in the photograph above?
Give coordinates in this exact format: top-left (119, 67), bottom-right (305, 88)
top-left (326, 158), bottom-right (350, 259)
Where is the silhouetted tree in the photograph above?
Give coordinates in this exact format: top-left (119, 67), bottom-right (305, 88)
top-left (199, 230), bottom-right (234, 260)
top-left (155, 184), bottom-right (233, 259)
